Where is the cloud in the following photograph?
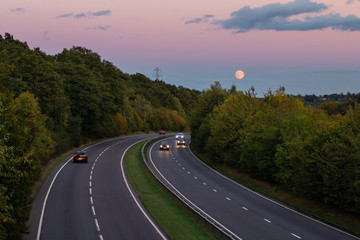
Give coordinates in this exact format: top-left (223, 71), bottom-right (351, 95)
top-left (185, 14), bottom-right (214, 24)
top-left (43, 31), bottom-right (50, 41)
top-left (56, 10), bottom-right (111, 19)
top-left (97, 25), bottom-right (111, 31)
top-left (92, 10), bottom-right (111, 17)
top-left (347, 0), bottom-right (360, 4)
top-left (195, 0), bottom-right (360, 32)
top-left (10, 8), bottom-right (25, 13)
top-left (56, 13), bottom-right (73, 18)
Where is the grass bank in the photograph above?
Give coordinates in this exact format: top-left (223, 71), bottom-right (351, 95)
top-left (125, 140), bottom-right (227, 240)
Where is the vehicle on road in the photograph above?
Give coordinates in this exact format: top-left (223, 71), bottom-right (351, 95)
top-left (158, 130), bottom-right (166, 134)
top-left (176, 133), bottom-right (184, 139)
top-left (159, 141), bottom-right (170, 150)
top-left (73, 151), bottom-right (88, 163)
top-left (177, 138), bottom-right (186, 145)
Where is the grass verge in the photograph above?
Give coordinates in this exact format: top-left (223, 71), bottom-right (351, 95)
top-left (191, 148), bottom-right (360, 238)
top-left (125, 140), bottom-right (227, 240)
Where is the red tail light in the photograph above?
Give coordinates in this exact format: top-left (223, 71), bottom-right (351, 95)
top-left (84, 154), bottom-right (87, 157)
top-left (73, 154), bottom-right (77, 157)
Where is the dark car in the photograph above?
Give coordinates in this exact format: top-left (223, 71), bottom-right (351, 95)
top-left (158, 130), bottom-right (166, 134)
top-left (159, 141), bottom-right (170, 150)
top-left (73, 150), bottom-right (88, 163)
top-left (176, 138), bottom-right (186, 145)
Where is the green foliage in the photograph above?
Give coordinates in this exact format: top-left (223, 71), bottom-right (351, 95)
top-left (191, 86), bottom-right (360, 214)
top-left (0, 33), bottom-right (198, 238)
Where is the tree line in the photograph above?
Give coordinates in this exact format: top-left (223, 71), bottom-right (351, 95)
top-left (190, 82), bottom-right (360, 216)
top-left (0, 33), bottom-right (200, 239)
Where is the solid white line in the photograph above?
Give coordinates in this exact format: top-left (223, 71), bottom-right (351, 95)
top-left (187, 145), bottom-right (359, 239)
top-left (149, 141), bottom-right (242, 240)
top-left (121, 140), bottom-right (168, 240)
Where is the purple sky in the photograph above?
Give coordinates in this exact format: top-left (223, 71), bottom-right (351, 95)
top-left (2, 0), bottom-right (360, 95)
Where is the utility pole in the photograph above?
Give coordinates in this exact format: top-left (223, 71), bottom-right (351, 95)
top-left (153, 67), bottom-right (162, 81)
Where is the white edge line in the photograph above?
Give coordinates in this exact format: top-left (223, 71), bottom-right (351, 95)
top-left (36, 137), bottom-right (124, 240)
top-left (120, 140), bottom-right (168, 240)
top-left (187, 141), bottom-right (360, 239)
top-left (149, 141), bottom-right (242, 240)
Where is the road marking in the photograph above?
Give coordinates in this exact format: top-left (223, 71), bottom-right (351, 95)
top-left (264, 219), bottom-right (271, 223)
top-left (242, 207), bottom-right (248, 211)
top-left (182, 167), bottom-right (185, 170)
top-left (194, 176), bottom-right (198, 179)
top-left (203, 182), bottom-right (207, 185)
top-left (213, 189), bottom-right (217, 192)
top-left (89, 188), bottom-right (92, 195)
top-left (187, 171), bottom-right (191, 174)
top-left (94, 218), bottom-right (100, 231)
top-left (90, 196), bottom-right (93, 205)
top-left (92, 206), bottom-right (96, 216)
top-left (291, 233), bottom-right (302, 239)
top-left (226, 197), bottom-right (231, 201)
top-left (89, 181), bottom-right (92, 187)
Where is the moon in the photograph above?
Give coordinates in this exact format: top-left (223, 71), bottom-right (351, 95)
top-left (235, 70), bottom-right (245, 80)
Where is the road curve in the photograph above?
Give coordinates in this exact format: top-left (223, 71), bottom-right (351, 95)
top-left (149, 135), bottom-right (359, 240)
top-left (26, 134), bottom-right (166, 240)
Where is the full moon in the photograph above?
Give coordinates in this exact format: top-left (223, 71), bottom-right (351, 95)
top-left (235, 70), bottom-right (245, 80)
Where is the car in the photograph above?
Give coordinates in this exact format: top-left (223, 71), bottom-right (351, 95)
top-left (176, 133), bottom-right (184, 139)
top-left (73, 150), bottom-right (88, 163)
top-left (158, 130), bottom-right (166, 134)
top-left (177, 138), bottom-right (186, 145)
top-left (159, 141), bottom-right (170, 150)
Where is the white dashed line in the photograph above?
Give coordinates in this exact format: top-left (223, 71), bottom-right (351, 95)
top-left (291, 233), bottom-right (302, 239)
top-left (94, 218), bottom-right (100, 231)
top-left (203, 182), bottom-right (207, 185)
top-left (90, 196), bottom-right (93, 205)
top-left (194, 176), bottom-right (198, 179)
top-left (226, 197), bottom-right (231, 201)
top-left (264, 219), bottom-right (271, 223)
top-left (89, 181), bottom-right (92, 187)
top-left (187, 172), bottom-right (191, 174)
top-left (92, 206), bottom-right (96, 216)
top-left (213, 189), bottom-right (217, 192)
top-left (89, 188), bottom-right (92, 195)
top-left (242, 207), bottom-right (248, 211)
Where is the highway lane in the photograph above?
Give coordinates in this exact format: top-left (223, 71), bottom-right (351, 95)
top-left (150, 135), bottom-right (359, 240)
top-left (27, 134), bottom-right (166, 240)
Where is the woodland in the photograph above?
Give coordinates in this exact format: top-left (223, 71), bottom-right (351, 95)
top-left (1, 33), bottom-right (359, 239)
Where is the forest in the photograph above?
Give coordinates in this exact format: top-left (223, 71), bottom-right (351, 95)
top-left (1, 32), bottom-right (360, 239)
top-left (190, 82), bottom-right (360, 218)
top-left (0, 33), bottom-right (200, 239)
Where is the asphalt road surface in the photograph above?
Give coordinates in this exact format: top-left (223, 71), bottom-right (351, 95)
top-left (150, 135), bottom-right (359, 240)
top-left (26, 134), bottom-right (167, 240)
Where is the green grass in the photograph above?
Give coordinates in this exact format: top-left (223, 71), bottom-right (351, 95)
top-left (125, 140), bottom-right (227, 240)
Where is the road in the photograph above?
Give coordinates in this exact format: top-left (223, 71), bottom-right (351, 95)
top-left (150, 135), bottom-right (359, 240)
top-left (26, 134), bottom-right (166, 240)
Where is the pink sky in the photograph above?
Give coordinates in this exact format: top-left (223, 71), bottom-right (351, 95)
top-left (1, 0), bottom-right (360, 94)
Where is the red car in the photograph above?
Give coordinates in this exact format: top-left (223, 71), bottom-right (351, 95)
top-left (158, 130), bottom-right (166, 134)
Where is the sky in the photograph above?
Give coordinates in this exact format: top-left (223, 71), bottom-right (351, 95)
top-left (1, 0), bottom-right (360, 95)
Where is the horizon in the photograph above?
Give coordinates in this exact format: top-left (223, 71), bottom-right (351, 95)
top-left (2, 0), bottom-right (360, 95)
